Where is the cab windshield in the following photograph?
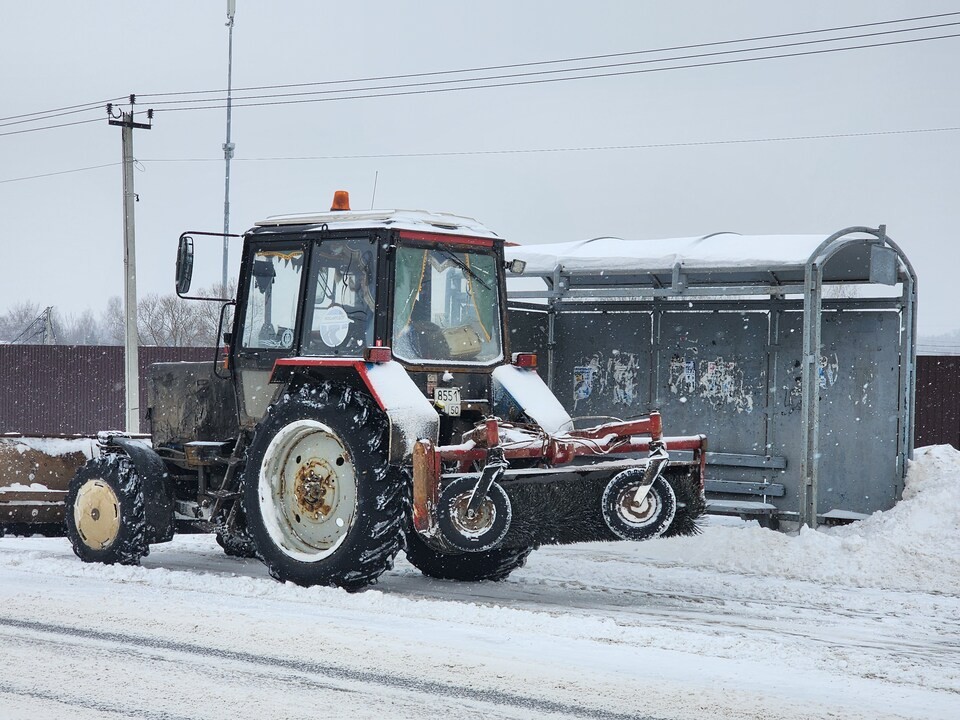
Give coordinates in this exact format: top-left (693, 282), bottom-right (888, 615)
top-left (392, 245), bottom-right (502, 364)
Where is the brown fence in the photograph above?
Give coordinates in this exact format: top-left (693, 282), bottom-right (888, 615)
top-left (915, 355), bottom-right (960, 449)
top-left (0, 345), bottom-right (957, 447)
top-left (0, 345), bottom-right (211, 436)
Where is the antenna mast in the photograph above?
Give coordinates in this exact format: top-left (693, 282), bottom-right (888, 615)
top-left (221, 0), bottom-right (237, 293)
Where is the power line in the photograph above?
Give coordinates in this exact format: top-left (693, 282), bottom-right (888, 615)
top-left (146, 21), bottom-right (960, 109)
top-left (2, 16), bottom-right (958, 137)
top-left (2, 18), bottom-right (958, 134)
top-left (3, 125), bottom-right (957, 186)
top-left (137, 11), bottom-right (960, 99)
top-left (0, 116), bottom-right (103, 138)
top-left (151, 32), bottom-right (960, 114)
top-left (0, 105), bottom-right (106, 129)
top-left (0, 97), bottom-right (123, 125)
top-left (3, 124), bottom-right (955, 186)
top-left (140, 126), bottom-right (960, 161)
top-left (0, 162), bottom-right (120, 185)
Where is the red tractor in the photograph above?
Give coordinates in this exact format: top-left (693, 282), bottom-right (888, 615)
top-left (65, 192), bottom-right (707, 590)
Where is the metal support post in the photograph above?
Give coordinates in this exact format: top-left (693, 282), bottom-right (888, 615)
top-left (799, 262), bottom-right (823, 528)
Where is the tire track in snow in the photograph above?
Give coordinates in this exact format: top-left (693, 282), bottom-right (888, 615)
top-left (0, 616), bottom-right (661, 720)
top-left (0, 681), bottom-right (197, 720)
top-left (380, 566), bottom-right (960, 691)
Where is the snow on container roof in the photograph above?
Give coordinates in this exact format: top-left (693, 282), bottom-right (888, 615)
top-left (255, 209), bottom-right (500, 240)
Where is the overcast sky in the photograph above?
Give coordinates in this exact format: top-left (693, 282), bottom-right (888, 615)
top-left (2, 1), bottom-right (958, 336)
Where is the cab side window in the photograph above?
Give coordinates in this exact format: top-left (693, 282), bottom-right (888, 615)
top-left (240, 246), bottom-right (304, 350)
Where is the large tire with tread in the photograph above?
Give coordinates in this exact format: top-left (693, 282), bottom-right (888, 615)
top-left (65, 456), bottom-right (149, 565)
top-left (404, 531), bottom-right (534, 582)
top-left (242, 383), bottom-right (407, 590)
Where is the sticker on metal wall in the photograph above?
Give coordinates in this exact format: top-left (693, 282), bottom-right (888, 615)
top-left (782, 352), bottom-right (840, 414)
top-left (573, 365), bottom-right (594, 404)
top-left (668, 354), bottom-right (698, 396)
top-left (608, 350), bottom-right (639, 406)
top-left (697, 357), bottom-right (755, 413)
top-left (572, 351), bottom-right (640, 409)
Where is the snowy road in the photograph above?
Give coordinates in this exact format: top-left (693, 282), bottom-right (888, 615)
top-left (2, 446), bottom-right (959, 719)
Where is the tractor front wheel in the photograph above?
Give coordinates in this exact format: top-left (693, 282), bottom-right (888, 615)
top-left (65, 456), bottom-right (149, 565)
top-left (242, 383), bottom-right (406, 590)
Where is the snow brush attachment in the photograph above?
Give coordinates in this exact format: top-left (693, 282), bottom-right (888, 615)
top-left (660, 467), bottom-right (707, 538)
top-left (495, 460), bottom-right (705, 548)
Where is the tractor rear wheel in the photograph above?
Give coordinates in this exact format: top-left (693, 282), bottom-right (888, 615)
top-left (215, 507), bottom-right (258, 559)
top-left (65, 456), bottom-right (149, 565)
top-left (404, 531), bottom-right (534, 582)
top-left (242, 383), bottom-right (407, 590)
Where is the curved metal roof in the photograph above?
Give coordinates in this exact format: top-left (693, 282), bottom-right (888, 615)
top-left (506, 227), bottom-right (914, 290)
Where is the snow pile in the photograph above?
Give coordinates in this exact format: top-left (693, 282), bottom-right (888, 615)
top-left (623, 445), bottom-right (960, 593)
top-left (2, 436), bottom-right (95, 458)
top-left (0, 482), bottom-right (55, 493)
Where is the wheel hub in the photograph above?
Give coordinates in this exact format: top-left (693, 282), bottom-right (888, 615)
top-left (617, 485), bottom-right (657, 525)
top-left (450, 492), bottom-right (496, 537)
top-left (617, 485), bottom-right (657, 524)
top-left (73, 479), bottom-right (121, 550)
top-left (295, 459), bottom-right (335, 517)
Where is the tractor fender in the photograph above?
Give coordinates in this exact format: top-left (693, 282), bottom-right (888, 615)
top-left (108, 437), bottom-right (176, 544)
top-left (492, 364), bottom-right (573, 435)
top-left (271, 358), bottom-right (439, 465)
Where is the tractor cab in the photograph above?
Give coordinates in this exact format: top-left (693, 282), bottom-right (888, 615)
top-left (227, 192), bottom-right (510, 433)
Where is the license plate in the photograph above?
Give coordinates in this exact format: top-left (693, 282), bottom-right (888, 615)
top-left (434, 387), bottom-right (461, 417)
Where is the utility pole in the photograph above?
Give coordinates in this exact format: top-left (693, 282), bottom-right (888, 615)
top-left (42, 307), bottom-right (56, 345)
top-left (222, 0), bottom-right (237, 294)
top-left (108, 96), bottom-right (153, 434)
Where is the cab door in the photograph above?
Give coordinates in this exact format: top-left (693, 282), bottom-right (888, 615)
top-left (233, 240), bottom-right (307, 427)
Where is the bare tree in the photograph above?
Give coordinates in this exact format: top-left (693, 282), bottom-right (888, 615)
top-left (137, 293), bottom-right (167, 346)
top-left (4, 283), bottom-right (232, 347)
top-left (53, 308), bottom-right (104, 345)
top-left (195, 281), bottom-right (237, 347)
top-left (101, 297), bottom-right (125, 345)
top-left (158, 294), bottom-right (205, 346)
top-left (0, 301), bottom-right (42, 343)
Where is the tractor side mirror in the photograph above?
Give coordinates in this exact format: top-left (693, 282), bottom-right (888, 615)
top-left (175, 234), bottom-right (195, 296)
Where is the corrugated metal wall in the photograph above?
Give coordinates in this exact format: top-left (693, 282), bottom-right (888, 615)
top-left (0, 345), bottom-right (211, 435)
top-left (0, 345), bottom-right (956, 448)
top-left (916, 355), bottom-right (960, 449)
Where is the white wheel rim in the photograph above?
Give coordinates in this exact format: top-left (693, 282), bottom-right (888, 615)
top-left (74, 479), bottom-right (121, 550)
top-left (259, 420), bottom-right (357, 562)
top-left (617, 485), bottom-right (660, 527)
